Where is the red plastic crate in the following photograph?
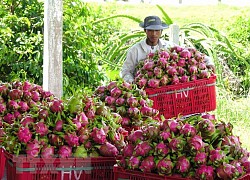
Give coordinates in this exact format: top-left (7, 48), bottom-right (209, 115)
top-left (113, 166), bottom-right (189, 180)
top-left (239, 174), bottom-right (250, 180)
top-left (0, 147), bottom-right (6, 180)
top-left (145, 76), bottom-right (216, 119)
top-left (4, 150), bottom-right (116, 180)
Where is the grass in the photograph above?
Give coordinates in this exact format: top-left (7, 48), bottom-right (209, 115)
top-left (94, 2), bottom-right (250, 151)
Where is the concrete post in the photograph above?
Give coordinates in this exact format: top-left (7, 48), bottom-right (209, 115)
top-left (169, 24), bottom-right (180, 45)
top-left (43, 0), bottom-right (63, 98)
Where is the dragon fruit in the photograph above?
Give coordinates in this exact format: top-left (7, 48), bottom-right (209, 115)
top-left (17, 126), bottom-right (32, 143)
top-left (18, 101), bottom-right (30, 112)
top-left (127, 156), bottom-right (141, 170)
top-left (127, 129), bottom-right (144, 143)
top-left (110, 87), bottom-right (122, 98)
top-left (126, 97), bottom-right (138, 107)
top-left (38, 108), bottom-right (49, 120)
top-left (26, 139), bottom-right (40, 157)
top-left (157, 57), bottom-right (168, 68)
top-left (65, 132), bottom-right (79, 147)
top-left (180, 48), bottom-right (192, 59)
top-left (155, 142), bottom-right (169, 157)
top-left (58, 145), bottom-right (72, 158)
top-left (180, 123), bottom-right (197, 137)
top-left (153, 67), bottom-right (163, 78)
top-left (99, 142), bottom-right (118, 157)
top-left (139, 156), bottom-right (156, 172)
top-left (188, 135), bottom-right (204, 151)
top-left (196, 165), bottom-right (215, 180)
top-left (41, 146), bottom-right (55, 158)
top-left (156, 157), bottom-right (174, 175)
top-left (35, 121), bottom-right (49, 136)
top-left (49, 99), bottom-right (64, 113)
top-left (91, 127), bottom-right (107, 144)
top-left (123, 144), bottom-right (135, 157)
top-left (8, 89), bottom-right (22, 100)
top-left (175, 156), bottom-right (191, 173)
top-left (7, 100), bottom-right (19, 111)
top-left (133, 141), bottom-right (152, 157)
top-left (31, 91), bottom-right (40, 102)
top-left (209, 148), bottom-right (226, 167)
top-left (3, 113), bottom-right (15, 124)
top-left (147, 78), bottom-right (160, 88)
top-left (194, 152), bottom-right (208, 165)
top-left (216, 163), bottom-right (237, 180)
top-left (143, 60), bottom-right (155, 71)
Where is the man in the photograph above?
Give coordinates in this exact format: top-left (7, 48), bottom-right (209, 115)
top-left (120, 15), bottom-right (215, 83)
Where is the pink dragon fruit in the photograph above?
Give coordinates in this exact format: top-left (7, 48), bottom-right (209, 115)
top-left (95, 85), bottom-right (106, 94)
top-left (153, 67), bottom-right (163, 78)
top-left (194, 152), bottom-right (208, 165)
top-left (157, 57), bottom-right (168, 68)
top-left (155, 142), bottom-right (169, 157)
top-left (77, 112), bottom-right (89, 127)
top-left (58, 145), bottom-right (72, 158)
top-left (31, 91), bottom-right (41, 102)
top-left (127, 129), bottom-right (144, 143)
top-left (133, 141), bottom-right (152, 157)
top-left (198, 62), bottom-right (207, 70)
top-left (188, 135), bottom-right (204, 151)
top-left (177, 58), bottom-right (186, 67)
top-left (167, 66), bottom-right (177, 76)
top-left (115, 97), bottom-right (125, 106)
top-left (49, 99), bottom-right (64, 113)
top-left (168, 136), bottom-right (185, 152)
top-left (147, 78), bottom-right (160, 88)
top-left (91, 127), bottom-right (107, 144)
top-left (18, 101), bottom-right (30, 112)
top-left (35, 121), bottom-right (49, 137)
top-left (110, 87), bottom-right (122, 98)
top-left (123, 144), bottom-right (135, 157)
top-left (180, 48), bottom-right (192, 59)
top-left (8, 89), bottom-right (22, 100)
top-left (175, 156), bottom-right (191, 173)
top-left (159, 131), bottom-right (172, 141)
top-left (179, 75), bottom-right (190, 83)
top-left (187, 58), bottom-right (198, 65)
top-left (65, 132), bottom-right (79, 147)
top-left (127, 107), bottom-right (140, 119)
top-left (137, 77), bottom-right (148, 88)
top-left (3, 113), bottom-right (15, 124)
top-left (170, 52), bottom-right (178, 61)
top-left (7, 100), bottom-right (19, 111)
top-left (171, 75), bottom-right (180, 84)
top-left (26, 139), bottom-right (41, 157)
top-left (41, 146), bottom-right (55, 158)
top-left (107, 81), bottom-right (117, 91)
top-left (160, 75), bottom-right (169, 86)
top-left (199, 70), bottom-right (210, 79)
top-left (38, 109), bottom-right (49, 120)
top-left (156, 157), bottom-right (174, 175)
top-left (159, 50), bottom-right (170, 59)
top-left (126, 97), bottom-right (138, 107)
top-left (128, 156), bottom-right (141, 170)
top-left (99, 142), bottom-right (118, 157)
top-left (188, 65), bottom-right (198, 74)
top-left (196, 165), bottom-right (215, 180)
top-left (139, 156), bottom-right (156, 172)
top-left (17, 126), bottom-right (32, 143)
top-left (177, 66), bottom-right (186, 75)
top-left (198, 118), bottom-right (215, 137)
top-left (216, 163), bottom-right (237, 180)
top-left (180, 123), bottom-right (197, 137)
top-left (143, 60), bottom-right (155, 71)
top-left (20, 115), bottom-right (35, 127)
top-left (209, 148), bottom-right (226, 167)
top-left (48, 134), bottom-right (64, 146)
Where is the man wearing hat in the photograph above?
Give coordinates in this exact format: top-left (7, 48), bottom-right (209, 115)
top-left (120, 15), bottom-right (215, 83)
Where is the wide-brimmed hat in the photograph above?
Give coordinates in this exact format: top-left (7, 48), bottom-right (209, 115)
top-left (139, 16), bottom-right (168, 30)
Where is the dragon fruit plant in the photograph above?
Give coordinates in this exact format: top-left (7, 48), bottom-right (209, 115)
top-left (117, 113), bottom-right (250, 179)
top-left (134, 45), bottom-right (215, 89)
top-left (94, 79), bottom-right (160, 128)
top-left (1, 81), bottom-right (126, 158)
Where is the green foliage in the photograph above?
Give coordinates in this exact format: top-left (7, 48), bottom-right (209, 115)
top-left (0, 0), bottom-right (122, 96)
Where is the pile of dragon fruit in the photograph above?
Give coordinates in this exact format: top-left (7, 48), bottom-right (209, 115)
top-left (134, 45), bottom-right (214, 89)
top-left (93, 80), bottom-right (160, 128)
top-left (0, 81), bottom-right (126, 158)
top-left (118, 113), bottom-right (250, 179)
